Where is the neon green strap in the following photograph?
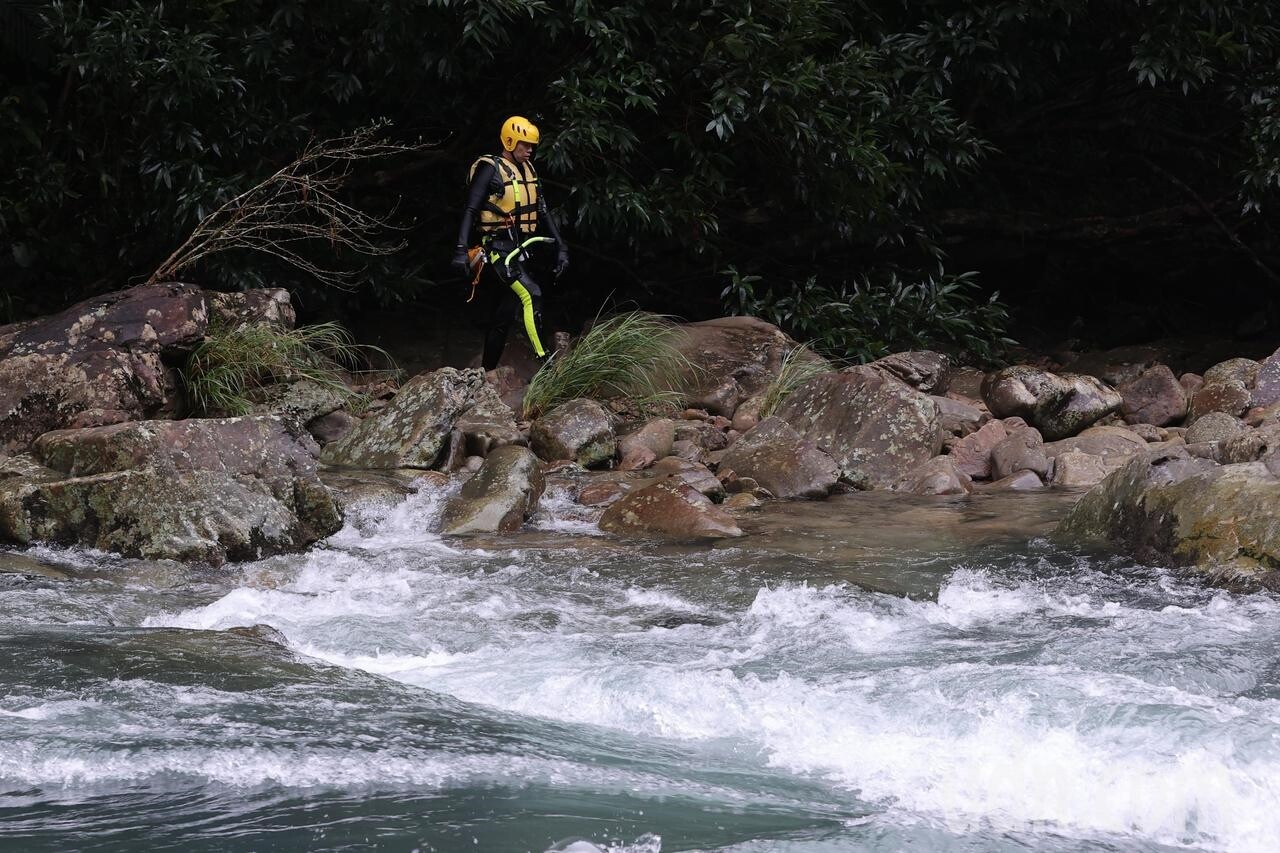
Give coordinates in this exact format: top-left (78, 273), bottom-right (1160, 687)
top-left (503, 236), bottom-right (554, 266)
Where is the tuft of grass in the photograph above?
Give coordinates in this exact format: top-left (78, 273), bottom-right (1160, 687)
top-left (521, 311), bottom-right (696, 419)
top-left (759, 343), bottom-right (835, 418)
top-left (183, 319), bottom-right (396, 416)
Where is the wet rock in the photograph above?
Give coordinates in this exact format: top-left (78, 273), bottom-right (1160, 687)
top-left (871, 351), bottom-right (951, 393)
top-left (529, 399), bottom-right (615, 467)
top-left (0, 283), bottom-right (210, 452)
top-left (1058, 450), bottom-right (1280, 583)
top-left (775, 366), bottom-right (942, 489)
top-left (982, 366), bottom-right (1122, 440)
top-left (932, 395), bottom-right (985, 436)
top-left (894, 456), bottom-right (973, 495)
top-left (440, 445), bottom-right (545, 535)
top-left (946, 419), bottom-right (1009, 480)
top-left (1184, 411), bottom-right (1245, 446)
top-left (650, 457), bottom-right (726, 501)
top-left (1117, 365), bottom-right (1187, 427)
top-left (724, 492), bottom-right (762, 510)
top-left (731, 393), bottom-right (766, 433)
top-left (1190, 379), bottom-right (1251, 421)
top-left (453, 383), bottom-right (524, 457)
top-left (671, 316), bottom-right (796, 406)
top-left (1043, 425), bottom-right (1148, 476)
top-left (307, 409), bottom-right (360, 445)
top-left (321, 367), bottom-right (484, 469)
top-left (990, 426), bottom-right (1050, 480)
top-left (318, 468), bottom-right (426, 509)
top-left (982, 470), bottom-right (1045, 491)
top-left (577, 480), bottom-right (630, 506)
top-left (225, 624), bottom-right (289, 645)
top-left (717, 416), bottom-right (839, 499)
top-left (618, 419), bottom-right (675, 463)
top-left (599, 479), bottom-right (743, 539)
top-left (1049, 449), bottom-right (1109, 487)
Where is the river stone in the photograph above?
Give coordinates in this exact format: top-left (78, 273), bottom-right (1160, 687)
top-left (452, 382), bottom-right (524, 457)
top-left (619, 419), bottom-right (676, 463)
top-left (1062, 345), bottom-right (1165, 387)
top-left (1058, 450), bottom-right (1280, 583)
top-left (871, 351), bottom-right (951, 394)
top-left (0, 283), bottom-right (210, 452)
top-left (691, 377), bottom-right (741, 418)
top-left (932, 395), bottom-right (985, 437)
top-left (440, 446), bottom-right (544, 535)
top-left (990, 426), bottom-right (1050, 480)
top-left (1185, 411), bottom-right (1244, 446)
top-left (948, 367), bottom-right (986, 399)
top-left (1203, 357), bottom-right (1260, 387)
top-left (894, 456), bottom-right (973, 495)
top-left (1118, 364), bottom-right (1188, 427)
top-left (982, 470), bottom-right (1045, 491)
top-left (251, 379), bottom-right (349, 423)
top-left (717, 416), bottom-right (839, 500)
top-left (1050, 449), bottom-right (1109, 487)
top-left (1190, 380), bottom-right (1251, 421)
top-left (1043, 425), bottom-right (1148, 476)
top-left (529, 399), bottom-right (615, 467)
top-left (577, 480), bottom-right (630, 506)
top-left (1252, 347), bottom-right (1280, 408)
top-left (982, 366), bottom-right (1121, 440)
top-left (671, 316), bottom-right (796, 405)
top-left (308, 410), bottom-right (360, 445)
top-left (947, 419), bottom-right (1009, 480)
top-left (598, 479), bottom-right (743, 539)
top-left (320, 367), bottom-right (484, 469)
top-left (649, 457), bottom-right (726, 501)
top-left (731, 393), bottom-right (766, 433)
top-left (774, 366), bottom-right (942, 489)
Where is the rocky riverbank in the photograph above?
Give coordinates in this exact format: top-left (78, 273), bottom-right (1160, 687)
top-left (1, 284), bottom-right (1277, 586)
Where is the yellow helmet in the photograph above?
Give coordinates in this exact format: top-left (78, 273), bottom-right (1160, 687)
top-left (500, 115), bottom-right (540, 152)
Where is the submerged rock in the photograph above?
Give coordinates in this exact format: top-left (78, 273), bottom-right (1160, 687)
top-left (440, 445), bottom-right (545, 535)
top-left (598, 479), bottom-right (743, 539)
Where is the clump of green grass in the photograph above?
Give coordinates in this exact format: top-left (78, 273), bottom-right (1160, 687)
top-left (183, 319), bottom-right (396, 416)
top-left (759, 343), bottom-right (836, 418)
top-left (522, 311), bottom-right (696, 419)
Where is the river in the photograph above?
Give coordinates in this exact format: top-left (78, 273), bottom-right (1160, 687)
top-left (2, 485), bottom-right (1278, 852)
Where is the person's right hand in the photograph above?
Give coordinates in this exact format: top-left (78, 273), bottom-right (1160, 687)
top-left (451, 246), bottom-right (470, 278)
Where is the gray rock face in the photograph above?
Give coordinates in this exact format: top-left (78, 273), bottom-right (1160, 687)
top-left (440, 445), bottom-right (545, 535)
top-left (990, 426), bottom-right (1050, 480)
top-left (1042, 425), bottom-right (1149, 477)
top-left (894, 455), bottom-right (973, 495)
top-left (775, 366), bottom-right (942, 489)
top-left (718, 416), bottom-right (839, 499)
top-left (1185, 411), bottom-right (1245, 446)
top-left (320, 367), bottom-right (484, 469)
top-left (932, 395), bottom-right (986, 437)
top-left (0, 416), bottom-right (341, 565)
top-left (1118, 364), bottom-right (1188, 427)
top-left (982, 366), bottom-right (1122, 440)
top-left (452, 383), bottom-right (524, 457)
top-left (598, 479), bottom-right (743, 539)
top-left (1058, 449), bottom-right (1280, 582)
top-left (1050, 449), bottom-right (1109, 487)
top-left (871, 351), bottom-right (952, 394)
top-left (529, 398), bottom-right (616, 467)
top-left (0, 283), bottom-right (210, 452)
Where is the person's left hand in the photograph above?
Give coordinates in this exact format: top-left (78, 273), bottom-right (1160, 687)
top-left (554, 247), bottom-right (570, 278)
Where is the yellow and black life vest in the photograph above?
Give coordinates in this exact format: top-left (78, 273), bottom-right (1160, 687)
top-left (469, 155), bottom-right (539, 236)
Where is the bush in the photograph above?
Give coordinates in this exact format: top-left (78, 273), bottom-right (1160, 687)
top-left (721, 268), bottom-right (1015, 365)
top-left (182, 320), bottom-right (395, 416)
top-left (521, 311), bottom-right (696, 420)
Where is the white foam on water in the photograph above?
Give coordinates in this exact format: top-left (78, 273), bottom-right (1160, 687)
top-left (530, 484), bottom-right (606, 535)
top-left (0, 699), bottom-right (101, 721)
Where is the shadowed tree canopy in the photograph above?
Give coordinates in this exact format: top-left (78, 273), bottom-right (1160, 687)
top-left (2, 0), bottom-right (1278, 347)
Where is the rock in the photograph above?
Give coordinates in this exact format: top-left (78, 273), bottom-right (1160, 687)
top-left (1179, 373), bottom-right (1205, 398)
top-left (1062, 345), bottom-right (1164, 387)
top-left (598, 479), bottom-right (743, 539)
top-left (674, 419), bottom-right (729, 452)
top-left (1050, 449), bottom-right (1109, 487)
top-left (453, 383), bottom-right (524, 457)
top-left (319, 468), bottom-right (427, 510)
top-left (1203, 357), bottom-right (1260, 387)
top-left (717, 416), bottom-right (839, 499)
top-left (946, 419), bottom-right (1009, 480)
top-left (1127, 423), bottom-right (1166, 442)
top-left (947, 367), bottom-right (986, 399)
top-left (871, 351), bottom-right (952, 393)
top-left (1252, 347), bottom-right (1280, 408)
top-left (307, 410), bottom-right (360, 445)
top-left (577, 480), bottom-right (630, 506)
top-left (252, 378), bottom-right (349, 423)
top-left (440, 446), bottom-right (545, 535)
top-left (894, 456), bottom-right (973, 495)
top-left (67, 408), bottom-right (133, 430)
top-left (982, 470), bottom-right (1045, 491)
top-left (207, 288), bottom-right (295, 329)
top-left (529, 399), bottom-right (615, 467)
top-left (225, 624), bottom-right (289, 645)
top-left (1184, 411), bottom-right (1244, 445)
top-left (619, 447), bottom-right (658, 471)
top-left (1190, 380), bottom-right (1251, 421)
top-left (649, 457), bottom-right (726, 501)
top-left (671, 316), bottom-right (796, 406)
top-left (990, 426), bottom-right (1050, 480)
top-left (691, 378), bottom-right (741, 418)
top-left (724, 492), bottom-right (762, 510)
top-left (1117, 365), bottom-right (1187, 427)
top-left (775, 366), bottom-right (942, 489)
top-left (982, 366), bottom-right (1122, 440)
top-left (1042, 425), bottom-right (1149, 476)
top-left (1, 416), bottom-right (341, 565)
top-left (670, 439), bottom-right (708, 465)
top-left (1058, 450), bottom-right (1280, 583)
top-left (932, 395), bottom-right (985, 436)
top-left (0, 283), bottom-right (210, 452)
top-left (320, 367), bottom-right (484, 469)
top-left (731, 393), bottom-right (765, 433)
top-left (618, 419), bottom-right (675, 462)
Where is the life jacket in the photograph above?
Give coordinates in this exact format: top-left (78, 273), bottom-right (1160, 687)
top-left (468, 155), bottom-right (539, 237)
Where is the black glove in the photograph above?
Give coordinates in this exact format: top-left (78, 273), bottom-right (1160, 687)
top-left (553, 247), bottom-right (570, 278)
top-left (451, 246), bottom-right (470, 278)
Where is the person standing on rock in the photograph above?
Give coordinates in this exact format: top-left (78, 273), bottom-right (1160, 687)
top-left (451, 115), bottom-right (570, 371)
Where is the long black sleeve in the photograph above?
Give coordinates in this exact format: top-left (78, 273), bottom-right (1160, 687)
top-left (455, 160), bottom-right (497, 248)
top-left (538, 195), bottom-right (565, 247)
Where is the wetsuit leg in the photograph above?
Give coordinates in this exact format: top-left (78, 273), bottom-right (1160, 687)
top-left (487, 246), bottom-right (547, 362)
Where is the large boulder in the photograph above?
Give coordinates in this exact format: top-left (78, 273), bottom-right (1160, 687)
top-left (775, 366), bottom-right (942, 489)
top-left (598, 479), bottom-right (743, 539)
top-left (320, 367), bottom-right (484, 469)
top-left (1253, 347), bottom-right (1280, 408)
top-left (946, 419), bottom-right (1010, 480)
top-left (617, 418), bottom-right (675, 470)
top-left (529, 399), bottom-right (616, 467)
top-left (0, 283), bottom-right (211, 452)
top-left (1058, 449), bottom-right (1280, 584)
top-left (440, 446), bottom-right (545, 535)
top-left (1117, 364), bottom-right (1188, 427)
top-left (671, 317), bottom-right (796, 413)
top-left (717, 416), bottom-right (839, 499)
top-left (982, 366), bottom-right (1122, 440)
top-left (0, 416), bottom-right (341, 565)
top-left (871, 351), bottom-right (951, 394)
top-left (452, 383), bottom-right (524, 457)
top-left (1042, 425), bottom-right (1149, 476)
top-left (990, 426), bottom-right (1050, 480)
